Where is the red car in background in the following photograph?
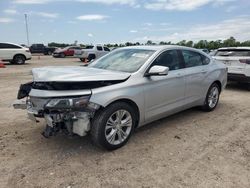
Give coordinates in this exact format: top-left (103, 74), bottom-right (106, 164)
top-left (52, 46), bottom-right (82, 58)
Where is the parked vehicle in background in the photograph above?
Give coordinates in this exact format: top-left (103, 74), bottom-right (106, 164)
top-left (29, 44), bottom-right (56, 55)
top-left (209, 50), bottom-right (218, 57)
top-left (74, 45), bottom-right (110, 62)
top-left (0, 42), bottom-right (31, 65)
top-left (53, 46), bottom-right (82, 58)
top-left (213, 47), bottom-right (250, 89)
top-left (13, 46), bottom-right (227, 150)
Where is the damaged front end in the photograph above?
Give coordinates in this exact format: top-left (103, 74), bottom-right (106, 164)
top-left (13, 82), bottom-right (101, 138)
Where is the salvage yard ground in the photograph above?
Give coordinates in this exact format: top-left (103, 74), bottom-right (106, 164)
top-left (0, 56), bottom-right (250, 188)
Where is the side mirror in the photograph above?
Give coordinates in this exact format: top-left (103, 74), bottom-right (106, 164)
top-left (146, 65), bottom-right (169, 76)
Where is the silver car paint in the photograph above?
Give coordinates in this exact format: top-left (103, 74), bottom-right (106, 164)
top-left (25, 45), bottom-right (227, 131)
top-left (32, 66), bottom-right (131, 82)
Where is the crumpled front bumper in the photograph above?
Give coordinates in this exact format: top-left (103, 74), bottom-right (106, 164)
top-left (13, 100), bottom-right (38, 122)
top-left (13, 98), bottom-right (97, 137)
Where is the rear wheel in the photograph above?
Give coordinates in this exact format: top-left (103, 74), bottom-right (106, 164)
top-left (13, 55), bottom-right (25, 65)
top-left (87, 54), bottom-right (96, 62)
top-left (202, 83), bottom-right (220, 111)
top-left (91, 102), bottom-right (136, 150)
top-left (60, 53), bottom-right (65, 58)
top-left (247, 83), bottom-right (250, 91)
top-left (80, 58), bottom-right (86, 62)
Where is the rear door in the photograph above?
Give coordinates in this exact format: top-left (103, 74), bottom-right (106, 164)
top-left (66, 47), bottom-right (75, 56)
top-left (180, 50), bottom-right (211, 104)
top-left (214, 49), bottom-right (250, 74)
top-left (96, 46), bottom-right (103, 58)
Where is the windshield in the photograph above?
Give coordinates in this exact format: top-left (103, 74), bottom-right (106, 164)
top-left (89, 49), bottom-right (155, 73)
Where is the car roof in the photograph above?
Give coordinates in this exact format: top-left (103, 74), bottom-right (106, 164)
top-left (218, 47), bottom-right (250, 50)
top-left (121, 45), bottom-right (208, 55)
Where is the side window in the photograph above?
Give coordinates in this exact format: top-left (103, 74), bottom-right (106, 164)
top-left (151, 50), bottom-right (181, 71)
top-left (97, 46), bottom-right (103, 51)
top-left (104, 47), bottom-right (110, 51)
top-left (182, 50), bottom-right (203, 68)
top-left (1, 43), bottom-right (21, 49)
top-left (37, 44), bottom-right (43, 48)
top-left (0, 43), bottom-right (4, 49)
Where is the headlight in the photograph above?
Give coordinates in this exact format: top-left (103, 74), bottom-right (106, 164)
top-left (45, 96), bottom-right (90, 109)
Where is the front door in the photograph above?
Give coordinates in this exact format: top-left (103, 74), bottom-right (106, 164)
top-left (144, 50), bottom-right (185, 122)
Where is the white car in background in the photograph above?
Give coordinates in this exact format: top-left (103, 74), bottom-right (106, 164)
top-left (0, 42), bottom-right (31, 64)
top-left (74, 45), bottom-right (110, 62)
top-left (213, 47), bottom-right (250, 89)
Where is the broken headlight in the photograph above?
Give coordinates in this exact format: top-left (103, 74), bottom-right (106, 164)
top-left (45, 96), bottom-right (90, 109)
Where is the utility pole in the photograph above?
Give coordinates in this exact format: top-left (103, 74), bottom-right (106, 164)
top-left (24, 14), bottom-right (30, 46)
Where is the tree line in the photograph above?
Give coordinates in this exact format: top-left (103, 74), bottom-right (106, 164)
top-left (48, 37), bottom-right (250, 50)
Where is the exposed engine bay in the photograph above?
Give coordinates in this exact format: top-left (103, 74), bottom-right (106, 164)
top-left (14, 78), bottom-right (127, 138)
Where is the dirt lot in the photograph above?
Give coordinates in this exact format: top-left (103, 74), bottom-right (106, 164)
top-left (0, 56), bottom-right (250, 188)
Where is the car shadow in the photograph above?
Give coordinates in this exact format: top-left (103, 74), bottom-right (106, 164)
top-left (32, 107), bottom-right (201, 154)
top-left (3, 63), bottom-right (31, 66)
top-left (226, 82), bottom-right (249, 92)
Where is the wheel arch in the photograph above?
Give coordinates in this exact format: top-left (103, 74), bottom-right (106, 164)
top-left (213, 80), bottom-right (222, 93)
top-left (97, 98), bottom-right (140, 128)
top-left (13, 53), bottom-right (26, 60)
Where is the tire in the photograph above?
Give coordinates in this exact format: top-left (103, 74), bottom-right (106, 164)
top-left (80, 58), bottom-right (85, 62)
top-left (60, 53), bottom-right (65, 58)
top-left (202, 83), bottom-right (220, 112)
top-left (13, 55), bottom-right (25, 65)
top-left (87, 54), bottom-right (96, 62)
top-left (247, 84), bottom-right (250, 91)
top-left (91, 102), bottom-right (136, 150)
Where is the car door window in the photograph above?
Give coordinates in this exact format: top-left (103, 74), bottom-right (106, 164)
top-left (182, 50), bottom-right (204, 68)
top-left (104, 47), bottom-right (110, 51)
top-left (150, 50), bottom-right (181, 71)
top-left (0, 43), bottom-right (21, 49)
top-left (97, 46), bottom-right (103, 51)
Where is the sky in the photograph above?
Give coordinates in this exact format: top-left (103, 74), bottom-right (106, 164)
top-left (0, 0), bottom-right (250, 45)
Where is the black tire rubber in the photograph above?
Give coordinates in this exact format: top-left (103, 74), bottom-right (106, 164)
top-left (247, 84), bottom-right (250, 91)
top-left (202, 83), bottom-right (220, 112)
top-left (87, 54), bottom-right (96, 62)
top-left (80, 58), bottom-right (85, 62)
top-left (91, 102), bottom-right (136, 150)
top-left (13, 55), bottom-right (25, 65)
top-left (60, 53), bottom-right (65, 58)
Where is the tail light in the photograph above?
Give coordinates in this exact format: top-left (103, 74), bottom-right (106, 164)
top-left (26, 50), bottom-right (30, 53)
top-left (239, 59), bottom-right (250, 64)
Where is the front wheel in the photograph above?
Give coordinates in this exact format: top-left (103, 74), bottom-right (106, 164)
top-left (91, 102), bottom-right (136, 150)
top-left (202, 83), bottom-right (220, 111)
top-left (13, 55), bottom-right (25, 65)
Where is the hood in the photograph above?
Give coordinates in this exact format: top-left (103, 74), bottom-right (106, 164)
top-left (32, 66), bottom-right (131, 82)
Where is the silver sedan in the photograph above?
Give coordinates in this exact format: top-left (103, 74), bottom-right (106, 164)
top-left (14, 45), bottom-right (227, 150)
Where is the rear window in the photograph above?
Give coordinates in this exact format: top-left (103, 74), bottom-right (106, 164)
top-left (215, 49), bottom-right (250, 57)
top-left (0, 43), bottom-right (22, 49)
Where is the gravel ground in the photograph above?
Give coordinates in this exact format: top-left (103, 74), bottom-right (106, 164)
top-left (0, 56), bottom-right (250, 188)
